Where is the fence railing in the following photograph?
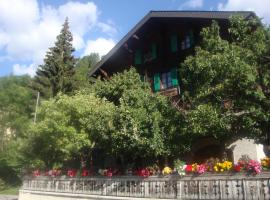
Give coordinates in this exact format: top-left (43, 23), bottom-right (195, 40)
top-left (22, 172), bottom-right (270, 199)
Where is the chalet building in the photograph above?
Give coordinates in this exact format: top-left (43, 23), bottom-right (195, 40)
top-left (90, 11), bottom-right (265, 163)
top-left (90, 11), bottom-right (255, 96)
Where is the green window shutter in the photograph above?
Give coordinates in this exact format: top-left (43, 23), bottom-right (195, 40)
top-left (135, 49), bottom-right (142, 65)
top-left (170, 34), bottom-right (178, 52)
top-left (151, 43), bottom-right (157, 59)
top-left (171, 68), bottom-right (179, 86)
top-left (189, 31), bottom-right (194, 46)
top-left (153, 73), bottom-right (160, 91)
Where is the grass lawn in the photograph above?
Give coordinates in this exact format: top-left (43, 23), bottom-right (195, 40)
top-left (0, 186), bottom-right (20, 195)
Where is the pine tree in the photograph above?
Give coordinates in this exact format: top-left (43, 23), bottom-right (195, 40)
top-left (33, 18), bottom-right (76, 98)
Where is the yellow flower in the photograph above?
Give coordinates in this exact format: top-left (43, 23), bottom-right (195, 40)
top-left (192, 163), bottom-right (198, 172)
top-left (162, 167), bottom-right (172, 175)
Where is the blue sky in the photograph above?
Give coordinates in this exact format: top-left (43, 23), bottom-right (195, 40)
top-left (0, 0), bottom-right (269, 77)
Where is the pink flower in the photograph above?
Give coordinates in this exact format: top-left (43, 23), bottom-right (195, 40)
top-left (105, 168), bottom-right (113, 177)
top-left (197, 164), bottom-right (206, 174)
top-left (32, 170), bottom-right (40, 177)
top-left (247, 160), bottom-right (261, 174)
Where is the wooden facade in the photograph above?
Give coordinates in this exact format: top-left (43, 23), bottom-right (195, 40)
top-left (90, 11), bottom-right (255, 97)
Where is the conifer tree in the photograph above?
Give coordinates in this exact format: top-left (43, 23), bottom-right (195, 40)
top-left (33, 18), bottom-right (76, 98)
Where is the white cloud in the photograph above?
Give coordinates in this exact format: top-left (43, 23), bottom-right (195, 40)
top-left (0, 0), bottom-right (117, 76)
top-left (12, 63), bottom-right (36, 77)
top-left (58, 2), bottom-right (98, 36)
top-left (218, 0), bottom-right (270, 24)
top-left (0, 0), bottom-right (39, 33)
top-left (83, 38), bottom-right (115, 56)
top-left (179, 0), bottom-right (204, 9)
top-left (97, 22), bottom-right (117, 36)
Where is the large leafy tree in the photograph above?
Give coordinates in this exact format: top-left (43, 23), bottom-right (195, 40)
top-left (33, 18), bottom-right (76, 98)
top-left (26, 92), bottom-right (115, 168)
top-left (179, 17), bottom-right (270, 145)
top-left (93, 69), bottom-right (185, 163)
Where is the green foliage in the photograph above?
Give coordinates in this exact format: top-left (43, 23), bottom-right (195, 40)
top-left (0, 140), bottom-right (24, 187)
top-left (93, 68), bottom-right (149, 105)
top-left (33, 18), bottom-right (76, 98)
top-left (93, 68), bottom-right (184, 159)
top-left (0, 75), bottom-right (33, 147)
top-left (180, 17), bottom-right (270, 143)
top-left (0, 75), bottom-right (34, 188)
top-left (74, 53), bottom-right (100, 89)
top-left (28, 69), bottom-right (185, 167)
top-left (27, 92), bottom-right (115, 167)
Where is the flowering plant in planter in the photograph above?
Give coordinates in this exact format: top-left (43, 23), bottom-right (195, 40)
top-left (146, 164), bottom-right (160, 175)
top-left (196, 164), bottom-right (207, 174)
top-left (214, 161), bottom-right (232, 172)
top-left (233, 156), bottom-right (262, 174)
top-left (185, 163), bottom-right (207, 174)
top-left (174, 159), bottom-right (186, 176)
top-left (261, 157), bottom-right (270, 170)
top-left (136, 168), bottom-right (150, 178)
top-left (81, 169), bottom-right (90, 177)
top-left (247, 160), bottom-right (261, 174)
top-left (185, 165), bottom-right (193, 173)
top-left (45, 169), bottom-right (61, 177)
top-left (98, 168), bottom-right (114, 177)
top-left (162, 166), bottom-right (172, 175)
top-left (234, 164), bottom-right (243, 172)
top-left (204, 158), bottom-right (219, 172)
top-left (67, 169), bottom-right (77, 177)
top-left (32, 170), bottom-right (41, 177)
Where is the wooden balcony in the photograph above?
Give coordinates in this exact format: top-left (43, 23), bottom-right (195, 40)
top-left (158, 87), bottom-right (179, 97)
top-left (19, 172), bottom-right (270, 200)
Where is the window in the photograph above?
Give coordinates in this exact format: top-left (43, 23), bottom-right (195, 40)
top-left (161, 72), bottom-right (172, 89)
top-left (153, 68), bottom-right (179, 92)
top-left (181, 31), bottom-right (194, 50)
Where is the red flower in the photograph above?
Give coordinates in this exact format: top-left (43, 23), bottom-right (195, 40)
top-left (234, 165), bottom-right (242, 172)
top-left (82, 169), bottom-right (90, 177)
top-left (67, 169), bottom-right (77, 177)
top-left (136, 168), bottom-right (150, 178)
top-left (185, 165), bottom-right (193, 173)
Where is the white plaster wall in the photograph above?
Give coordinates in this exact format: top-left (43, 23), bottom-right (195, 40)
top-left (228, 138), bottom-right (266, 163)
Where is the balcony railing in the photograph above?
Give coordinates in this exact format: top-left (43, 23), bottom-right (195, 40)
top-left (158, 87), bottom-right (179, 97)
top-left (21, 172), bottom-right (270, 199)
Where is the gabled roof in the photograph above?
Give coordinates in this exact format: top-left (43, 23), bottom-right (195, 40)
top-left (89, 11), bottom-right (256, 76)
